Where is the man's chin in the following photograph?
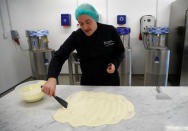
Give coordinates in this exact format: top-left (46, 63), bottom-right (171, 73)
top-left (84, 32), bottom-right (93, 36)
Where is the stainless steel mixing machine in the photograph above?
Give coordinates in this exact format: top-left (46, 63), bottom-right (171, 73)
top-left (26, 30), bottom-right (54, 80)
top-left (143, 27), bottom-right (170, 86)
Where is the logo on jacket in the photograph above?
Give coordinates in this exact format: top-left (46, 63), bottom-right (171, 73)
top-left (104, 40), bottom-right (115, 47)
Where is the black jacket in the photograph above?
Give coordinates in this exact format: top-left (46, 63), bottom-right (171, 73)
top-left (48, 23), bottom-right (125, 86)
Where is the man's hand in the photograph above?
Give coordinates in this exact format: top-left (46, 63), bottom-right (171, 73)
top-left (106, 63), bottom-right (115, 74)
top-left (41, 78), bottom-right (57, 97)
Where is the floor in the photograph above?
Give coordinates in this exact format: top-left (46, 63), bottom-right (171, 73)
top-left (58, 74), bottom-right (145, 86)
top-left (1, 74), bottom-right (172, 98)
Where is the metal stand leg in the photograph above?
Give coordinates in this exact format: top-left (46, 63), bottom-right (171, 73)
top-left (74, 63), bottom-right (79, 83)
top-left (68, 57), bottom-right (74, 85)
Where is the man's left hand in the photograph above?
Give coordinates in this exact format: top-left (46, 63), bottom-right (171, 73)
top-left (106, 63), bottom-right (115, 74)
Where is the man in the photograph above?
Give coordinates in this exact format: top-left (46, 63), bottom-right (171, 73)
top-left (42, 3), bottom-right (125, 96)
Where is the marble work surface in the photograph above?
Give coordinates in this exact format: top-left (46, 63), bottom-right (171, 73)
top-left (0, 85), bottom-right (188, 131)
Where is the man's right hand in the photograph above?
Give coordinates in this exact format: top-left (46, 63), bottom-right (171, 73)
top-left (41, 78), bottom-right (57, 97)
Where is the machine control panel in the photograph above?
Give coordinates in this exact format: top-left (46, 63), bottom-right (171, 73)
top-left (117, 15), bottom-right (126, 25)
top-left (140, 15), bottom-right (155, 33)
top-left (61, 14), bottom-right (71, 27)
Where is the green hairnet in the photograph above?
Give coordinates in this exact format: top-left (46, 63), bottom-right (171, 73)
top-left (75, 3), bottom-right (99, 22)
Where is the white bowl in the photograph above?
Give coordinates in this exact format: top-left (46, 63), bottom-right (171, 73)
top-left (15, 80), bottom-right (46, 102)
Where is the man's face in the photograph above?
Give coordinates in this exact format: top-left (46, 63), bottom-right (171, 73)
top-left (78, 14), bottom-right (97, 36)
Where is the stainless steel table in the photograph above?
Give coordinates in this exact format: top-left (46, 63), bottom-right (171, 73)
top-left (0, 85), bottom-right (188, 131)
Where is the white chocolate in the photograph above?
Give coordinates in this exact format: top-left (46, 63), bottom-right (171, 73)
top-left (53, 91), bottom-right (135, 127)
top-left (18, 81), bottom-right (46, 102)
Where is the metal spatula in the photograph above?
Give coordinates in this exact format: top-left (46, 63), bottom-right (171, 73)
top-left (53, 96), bottom-right (68, 108)
top-left (41, 86), bottom-right (68, 108)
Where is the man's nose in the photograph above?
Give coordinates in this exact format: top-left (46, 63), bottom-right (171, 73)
top-left (82, 24), bottom-right (88, 30)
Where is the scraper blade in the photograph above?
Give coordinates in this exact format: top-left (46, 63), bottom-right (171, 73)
top-left (156, 86), bottom-right (171, 100)
top-left (54, 96), bottom-right (68, 108)
top-left (41, 86), bottom-right (68, 108)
